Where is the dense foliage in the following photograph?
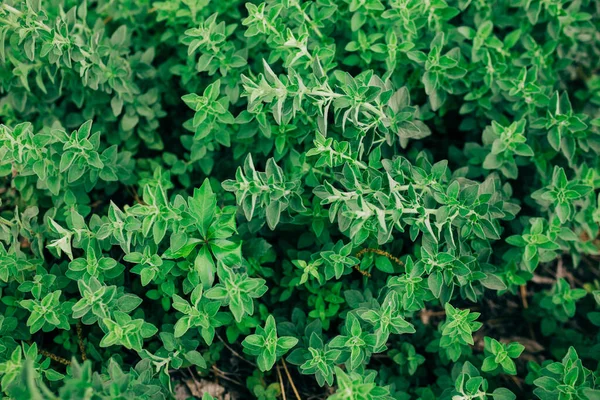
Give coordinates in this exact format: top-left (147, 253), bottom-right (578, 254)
top-left (0, 0), bottom-right (599, 399)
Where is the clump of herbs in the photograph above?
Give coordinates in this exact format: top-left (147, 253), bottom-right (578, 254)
top-left (0, 0), bottom-right (599, 399)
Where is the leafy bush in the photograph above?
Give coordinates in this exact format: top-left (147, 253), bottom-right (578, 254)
top-left (0, 0), bottom-right (599, 399)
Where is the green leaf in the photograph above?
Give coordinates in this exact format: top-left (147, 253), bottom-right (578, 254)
top-left (185, 350), bottom-right (207, 368)
top-left (277, 336), bottom-right (298, 351)
top-left (480, 274), bottom-right (507, 291)
top-left (428, 271), bottom-right (443, 298)
top-left (492, 388), bottom-right (516, 400)
top-left (190, 179), bottom-right (217, 238)
top-left (375, 256), bottom-right (394, 273)
top-left (195, 246), bottom-right (216, 289)
top-left (116, 295), bottom-right (142, 313)
top-left (266, 201), bottom-right (282, 230)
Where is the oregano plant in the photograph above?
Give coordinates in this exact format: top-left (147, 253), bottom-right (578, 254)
top-left (0, 0), bottom-right (599, 399)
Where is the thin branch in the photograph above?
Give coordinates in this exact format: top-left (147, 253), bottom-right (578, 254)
top-left (353, 248), bottom-right (405, 277)
top-left (77, 321), bottom-right (87, 361)
top-left (276, 364), bottom-right (287, 400)
top-left (211, 365), bottom-right (245, 387)
top-left (38, 349), bottom-right (71, 366)
top-left (519, 285), bottom-right (529, 309)
top-left (281, 359), bottom-right (301, 400)
top-left (531, 275), bottom-right (555, 284)
top-left (215, 331), bottom-right (257, 367)
top-left (355, 248), bottom-right (405, 266)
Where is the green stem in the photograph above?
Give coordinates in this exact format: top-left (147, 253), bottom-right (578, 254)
top-left (292, 1), bottom-right (323, 39)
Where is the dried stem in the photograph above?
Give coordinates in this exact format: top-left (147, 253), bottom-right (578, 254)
top-left (211, 365), bottom-right (245, 387)
top-left (356, 248), bottom-right (405, 266)
top-left (353, 247), bottom-right (405, 277)
top-left (281, 359), bottom-right (301, 400)
top-left (216, 331), bottom-right (257, 367)
top-left (38, 349), bottom-right (70, 366)
top-left (77, 322), bottom-right (87, 361)
top-left (519, 285), bottom-right (529, 309)
top-left (277, 364), bottom-right (287, 400)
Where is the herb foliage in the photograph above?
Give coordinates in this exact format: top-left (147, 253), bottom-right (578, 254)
top-left (0, 0), bottom-right (599, 398)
